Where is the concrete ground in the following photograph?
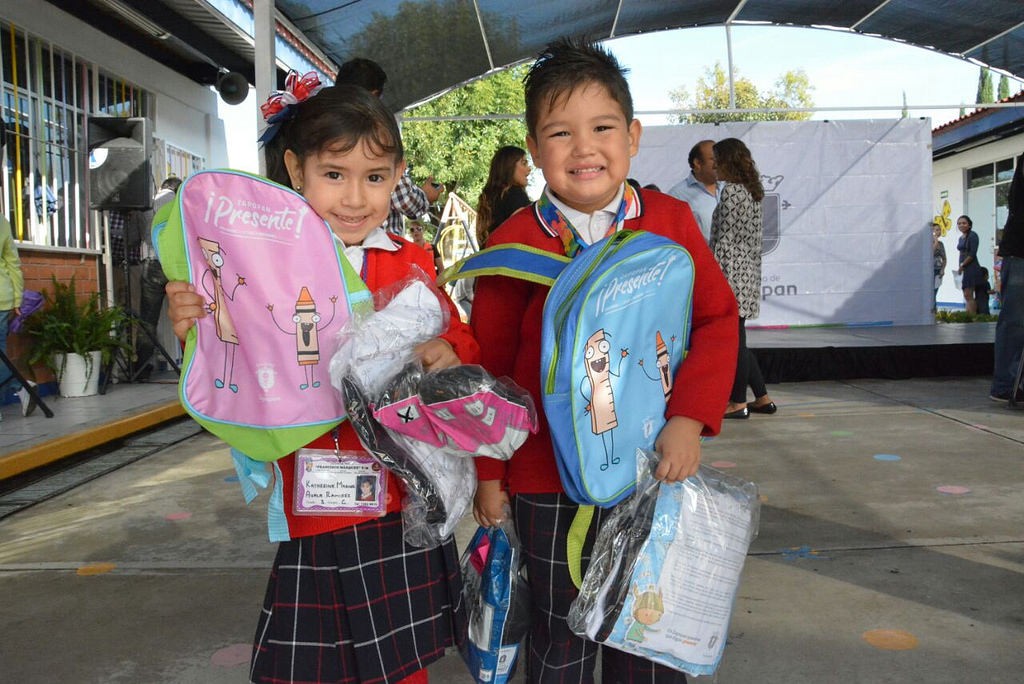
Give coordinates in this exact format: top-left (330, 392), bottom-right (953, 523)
top-left (1, 376), bottom-right (1022, 683)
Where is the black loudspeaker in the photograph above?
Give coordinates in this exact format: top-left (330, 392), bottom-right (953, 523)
top-left (217, 71), bottom-right (249, 105)
top-left (88, 116), bottom-right (152, 210)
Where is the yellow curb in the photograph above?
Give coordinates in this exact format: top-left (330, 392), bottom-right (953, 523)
top-left (0, 401), bottom-right (186, 480)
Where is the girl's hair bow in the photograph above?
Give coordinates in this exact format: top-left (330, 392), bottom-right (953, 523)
top-left (258, 70), bottom-right (324, 144)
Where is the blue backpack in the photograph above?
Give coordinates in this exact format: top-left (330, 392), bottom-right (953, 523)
top-left (442, 230), bottom-right (695, 507)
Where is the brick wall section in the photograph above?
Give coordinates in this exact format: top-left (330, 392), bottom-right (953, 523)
top-left (7, 248), bottom-right (102, 383)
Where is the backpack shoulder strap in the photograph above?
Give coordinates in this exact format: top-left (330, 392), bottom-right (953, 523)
top-left (438, 242), bottom-right (571, 288)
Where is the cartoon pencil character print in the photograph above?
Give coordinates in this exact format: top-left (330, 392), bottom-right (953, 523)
top-left (267, 286), bottom-right (338, 390)
top-left (638, 331), bottom-right (677, 402)
top-left (625, 586), bottom-right (664, 643)
top-left (579, 329), bottom-right (629, 470)
top-left (198, 237), bottom-right (246, 393)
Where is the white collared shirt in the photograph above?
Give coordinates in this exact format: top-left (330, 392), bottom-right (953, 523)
top-left (337, 227), bottom-right (399, 273)
top-left (545, 185), bottom-right (626, 247)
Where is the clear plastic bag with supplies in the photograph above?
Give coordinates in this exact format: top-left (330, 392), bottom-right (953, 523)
top-left (568, 449), bottom-right (760, 677)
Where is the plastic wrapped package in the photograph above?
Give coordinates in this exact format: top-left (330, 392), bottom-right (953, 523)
top-left (329, 269), bottom-right (448, 399)
top-left (373, 364), bottom-right (538, 460)
top-left (390, 427), bottom-right (475, 547)
top-left (418, 365), bottom-right (538, 460)
top-left (341, 374), bottom-right (474, 547)
top-left (341, 375), bottom-right (444, 522)
top-left (568, 450), bottom-right (760, 677)
top-left (459, 518), bottom-right (531, 684)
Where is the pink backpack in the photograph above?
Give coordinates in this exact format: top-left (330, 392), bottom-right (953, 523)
top-left (153, 169), bottom-right (370, 460)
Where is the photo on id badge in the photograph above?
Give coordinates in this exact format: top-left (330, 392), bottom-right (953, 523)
top-left (293, 448), bottom-right (387, 516)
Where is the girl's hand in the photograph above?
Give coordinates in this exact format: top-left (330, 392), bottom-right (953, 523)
top-left (414, 338), bottom-right (458, 371)
top-left (165, 281), bottom-right (206, 341)
top-left (473, 479), bottom-right (510, 528)
top-left (653, 415), bottom-right (703, 482)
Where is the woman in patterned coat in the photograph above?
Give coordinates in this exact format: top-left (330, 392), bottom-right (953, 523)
top-left (710, 138), bottom-right (777, 419)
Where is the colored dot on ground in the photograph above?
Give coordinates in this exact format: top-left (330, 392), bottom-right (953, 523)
top-left (76, 562), bottom-right (116, 576)
top-left (710, 460), bottom-right (736, 469)
top-left (211, 643), bottom-right (251, 667)
top-left (831, 430), bottom-right (853, 437)
top-left (224, 475), bottom-right (240, 483)
top-left (936, 485), bottom-right (971, 495)
top-left (873, 453), bottom-right (902, 462)
top-left (165, 511), bottom-right (192, 521)
top-left (862, 629), bottom-right (919, 650)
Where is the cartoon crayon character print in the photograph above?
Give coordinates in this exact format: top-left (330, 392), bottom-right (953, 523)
top-left (638, 330), bottom-right (677, 401)
top-left (624, 586), bottom-right (664, 643)
top-left (267, 286), bottom-right (338, 390)
top-left (579, 328), bottom-right (629, 470)
top-left (198, 237), bottom-right (246, 393)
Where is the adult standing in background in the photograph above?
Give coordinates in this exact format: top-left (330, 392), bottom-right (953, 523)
top-left (932, 222), bottom-right (946, 311)
top-left (450, 146), bottom-right (532, 320)
top-left (133, 176), bottom-right (181, 378)
top-left (710, 138), bottom-right (777, 420)
top-left (475, 145), bottom-right (531, 247)
top-left (668, 139), bottom-right (723, 242)
top-left (334, 58), bottom-right (444, 235)
top-left (990, 152), bottom-right (1024, 403)
top-left (954, 214), bottom-right (983, 314)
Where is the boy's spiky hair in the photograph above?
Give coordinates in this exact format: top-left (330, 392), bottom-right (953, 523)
top-left (524, 36), bottom-right (634, 137)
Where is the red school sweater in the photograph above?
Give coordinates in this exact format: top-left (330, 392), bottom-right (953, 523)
top-left (279, 238), bottom-right (480, 539)
top-left (470, 188), bottom-right (739, 495)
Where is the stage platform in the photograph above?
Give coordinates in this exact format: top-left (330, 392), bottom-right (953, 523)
top-left (749, 322), bottom-right (995, 383)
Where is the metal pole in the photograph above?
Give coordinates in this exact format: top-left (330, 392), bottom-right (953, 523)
top-left (253, 0), bottom-right (276, 176)
top-left (726, 24), bottom-right (735, 110)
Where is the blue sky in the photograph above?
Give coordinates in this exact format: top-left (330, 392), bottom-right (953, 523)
top-left (221, 25), bottom-right (1023, 172)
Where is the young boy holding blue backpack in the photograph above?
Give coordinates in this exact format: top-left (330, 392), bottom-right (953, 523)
top-left (469, 38), bottom-right (738, 682)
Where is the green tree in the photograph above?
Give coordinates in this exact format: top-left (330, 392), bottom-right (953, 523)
top-left (977, 67), bottom-right (994, 104)
top-left (668, 62), bottom-right (814, 123)
top-left (998, 74), bottom-right (1010, 100)
top-left (401, 66), bottom-right (529, 205)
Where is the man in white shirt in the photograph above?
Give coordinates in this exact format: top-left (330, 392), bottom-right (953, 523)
top-left (668, 140), bottom-right (723, 242)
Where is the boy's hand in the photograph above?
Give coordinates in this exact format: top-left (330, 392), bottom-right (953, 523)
top-left (165, 281), bottom-right (206, 342)
top-left (414, 338), bottom-right (458, 371)
top-left (653, 415), bottom-right (703, 482)
top-left (473, 479), bottom-right (510, 528)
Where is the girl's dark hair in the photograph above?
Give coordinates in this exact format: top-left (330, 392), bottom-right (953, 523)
top-left (713, 138), bottom-right (764, 202)
top-left (476, 145), bottom-right (526, 244)
top-left (958, 214), bottom-right (973, 229)
top-left (524, 37), bottom-right (633, 138)
top-left (264, 84), bottom-right (403, 188)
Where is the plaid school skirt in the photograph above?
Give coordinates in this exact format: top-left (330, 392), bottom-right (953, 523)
top-left (250, 512), bottom-right (466, 684)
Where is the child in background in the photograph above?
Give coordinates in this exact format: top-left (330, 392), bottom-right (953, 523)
top-left (470, 38), bottom-right (738, 682)
top-left (165, 83), bottom-right (479, 684)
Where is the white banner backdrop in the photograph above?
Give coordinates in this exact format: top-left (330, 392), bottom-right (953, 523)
top-left (631, 119), bottom-right (933, 327)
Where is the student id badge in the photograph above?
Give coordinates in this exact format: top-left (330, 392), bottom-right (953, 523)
top-left (293, 449), bottom-right (388, 516)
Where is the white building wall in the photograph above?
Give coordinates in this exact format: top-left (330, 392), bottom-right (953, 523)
top-left (2, 2), bottom-right (228, 167)
top-left (931, 131), bottom-right (1024, 307)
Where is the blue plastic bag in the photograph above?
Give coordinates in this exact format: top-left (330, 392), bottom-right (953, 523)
top-left (460, 517), bottom-right (531, 683)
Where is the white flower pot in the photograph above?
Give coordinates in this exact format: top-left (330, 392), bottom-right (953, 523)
top-left (54, 351), bottom-right (103, 398)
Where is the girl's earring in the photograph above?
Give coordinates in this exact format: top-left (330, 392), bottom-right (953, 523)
top-left (295, 184), bottom-right (302, 193)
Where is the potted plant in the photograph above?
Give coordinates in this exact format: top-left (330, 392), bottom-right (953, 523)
top-left (23, 275), bottom-right (130, 397)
